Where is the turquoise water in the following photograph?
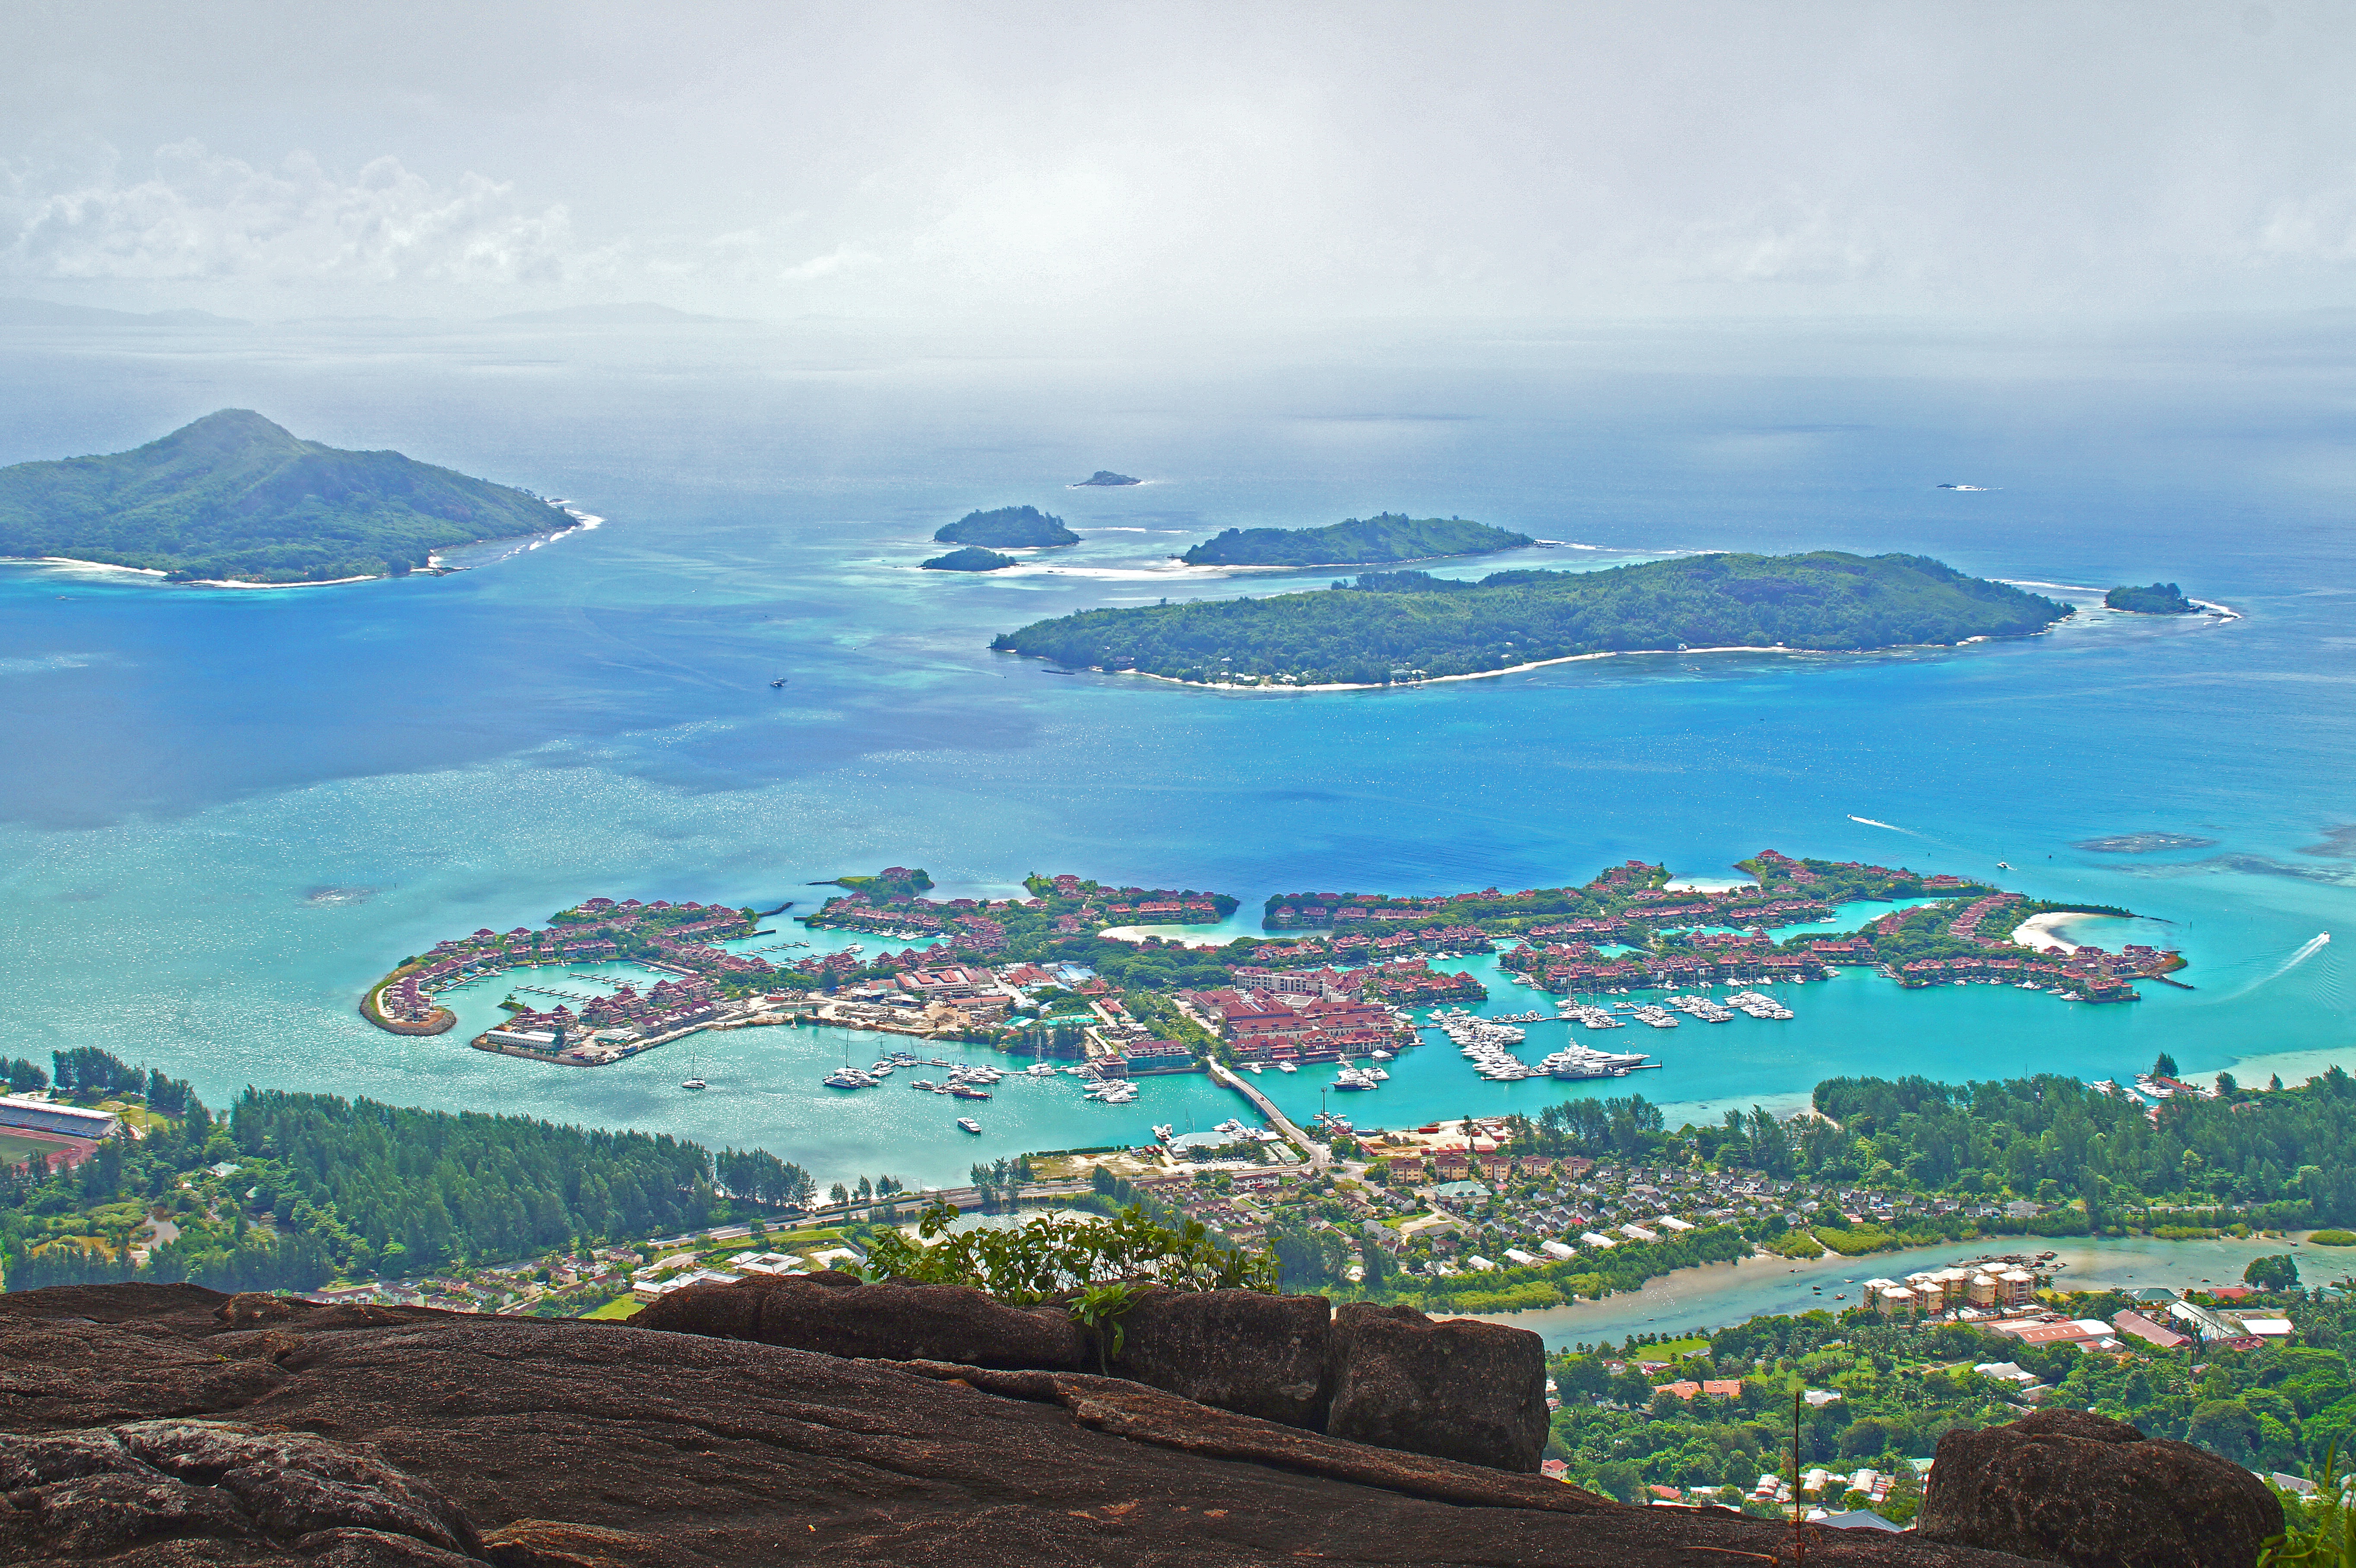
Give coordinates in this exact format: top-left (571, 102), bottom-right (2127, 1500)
top-left (0, 317), bottom-right (2350, 1190)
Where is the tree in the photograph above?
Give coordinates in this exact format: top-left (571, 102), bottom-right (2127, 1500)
top-left (2153, 1053), bottom-right (2180, 1079)
top-left (2245, 1254), bottom-right (2301, 1291)
top-left (2187, 1400), bottom-right (2260, 1464)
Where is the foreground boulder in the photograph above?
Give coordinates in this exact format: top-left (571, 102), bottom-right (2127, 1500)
top-left (632, 1274), bottom-right (1084, 1369)
top-left (1324, 1301), bottom-right (1549, 1473)
top-left (0, 1283), bottom-right (2051, 1568)
top-left (1110, 1287), bottom-right (1333, 1428)
top-left (0, 1419), bottom-right (479, 1565)
top-left (1916, 1408), bottom-right (2282, 1568)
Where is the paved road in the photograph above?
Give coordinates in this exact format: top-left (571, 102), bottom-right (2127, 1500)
top-left (1206, 1060), bottom-right (1330, 1169)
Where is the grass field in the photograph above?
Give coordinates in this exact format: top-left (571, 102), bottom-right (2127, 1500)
top-left (582, 1294), bottom-right (643, 1320)
top-left (0, 1132), bottom-right (53, 1168)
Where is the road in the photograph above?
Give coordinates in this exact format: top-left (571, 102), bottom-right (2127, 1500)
top-left (1206, 1059), bottom-right (1330, 1169)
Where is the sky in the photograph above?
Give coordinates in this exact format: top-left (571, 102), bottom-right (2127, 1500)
top-left (3, 0), bottom-right (2354, 326)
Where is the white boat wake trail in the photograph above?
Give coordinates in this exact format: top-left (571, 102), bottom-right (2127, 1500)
top-left (2222, 933), bottom-right (2331, 1001)
top-left (1846, 815), bottom-right (1927, 836)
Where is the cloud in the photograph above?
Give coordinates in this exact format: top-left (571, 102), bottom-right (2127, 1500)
top-left (0, 140), bottom-right (586, 285)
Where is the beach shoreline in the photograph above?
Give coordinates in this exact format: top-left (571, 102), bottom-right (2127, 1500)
top-left (2011, 911), bottom-right (2086, 952)
top-left (1077, 638), bottom-right (1982, 694)
top-left (5, 510), bottom-right (597, 591)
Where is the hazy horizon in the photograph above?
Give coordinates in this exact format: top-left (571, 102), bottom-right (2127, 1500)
top-left (6, 2), bottom-right (2354, 330)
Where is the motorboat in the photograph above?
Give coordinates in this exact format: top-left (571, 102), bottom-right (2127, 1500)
top-left (956, 1117), bottom-right (982, 1134)
top-left (681, 1078), bottom-right (707, 1091)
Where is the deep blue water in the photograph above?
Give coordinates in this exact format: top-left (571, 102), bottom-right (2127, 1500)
top-left (0, 315), bottom-right (2349, 1188)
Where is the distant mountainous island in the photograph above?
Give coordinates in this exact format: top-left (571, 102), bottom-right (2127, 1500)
top-left (2105, 582), bottom-right (2197, 614)
top-left (0, 409), bottom-right (569, 584)
top-left (922, 546), bottom-right (1017, 572)
top-left (1073, 471), bottom-right (1141, 487)
top-left (1180, 513), bottom-right (1532, 567)
top-left (992, 551), bottom-right (2073, 687)
top-left (934, 505), bottom-right (1080, 548)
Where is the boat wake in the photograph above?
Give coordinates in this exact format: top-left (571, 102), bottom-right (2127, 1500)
top-left (1846, 814), bottom-right (1925, 836)
top-left (2222, 932), bottom-right (2332, 1000)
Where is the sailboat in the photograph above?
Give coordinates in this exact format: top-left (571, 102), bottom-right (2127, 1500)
top-left (770, 676), bottom-right (788, 688)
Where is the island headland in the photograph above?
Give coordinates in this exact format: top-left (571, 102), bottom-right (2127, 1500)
top-left (1181, 512), bottom-right (1533, 567)
top-left (2104, 582), bottom-right (2198, 615)
top-left (992, 550), bottom-right (2073, 688)
top-left (933, 504), bottom-right (1080, 547)
top-left (1074, 469), bottom-right (1142, 486)
top-left (0, 409), bottom-right (572, 585)
top-left (922, 545), bottom-right (1018, 572)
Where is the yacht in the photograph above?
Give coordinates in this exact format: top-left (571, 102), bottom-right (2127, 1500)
top-left (956, 1117), bottom-right (982, 1135)
top-left (1276, 1060), bottom-right (1298, 1073)
top-left (909, 1079), bottom-right (936, 1091)
top-left (681, 1077), bottom-right (707, 1091)
top-left (823, 1067), bottom-right (877, 1089)
top-left (1246, 1062), bottom-right (1264, 1074)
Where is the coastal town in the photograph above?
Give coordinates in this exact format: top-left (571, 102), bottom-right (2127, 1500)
top-left (355, 853), bottom-right (2191, 1087)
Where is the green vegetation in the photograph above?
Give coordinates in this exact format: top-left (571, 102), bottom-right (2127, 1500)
top-left (863, 1195), bottom-right (1274, 1299)
top-left (991, 552), bottom-right (2072, 687)
top-left (2311, 1231), bottom-right (2356, 1247)
top-left (1545, 1290), bottom-right (2356, 1515)
top-left (922, 546), bottom-right (1018, 571)
top-left (934, 505), bottom-right (1078, 547)
top-left (3, 1050), bottom-right (817, 1295)
top-left (1179, 512), bottom-right (1532, 566)
top-left (829, 867), bottom-right (933, 899)
top-left (0, 409), bottom-right (568, 583)
top-left (1770, 1072), bottom-right (2356, 1229)
top-left (2107, 582), bottom-right (2198, 614)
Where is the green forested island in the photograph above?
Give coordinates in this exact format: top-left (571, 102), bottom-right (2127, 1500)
top-left (993, 551), bottom-right (2073, 686)
top-left (2106, 582), bottom-right (2198, 614)
top-left (1180, 512), bottom-right (1532, 566)
top-left (922, 546), bottom-right (1017, 572)
top-left (0, 409), bottom-right (570, 583)
top-left (934, 505), bottom-right (1079, 547)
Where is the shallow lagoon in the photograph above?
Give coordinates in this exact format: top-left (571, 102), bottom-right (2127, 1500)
top-left (0, 318), bottom-right (2349, 1190)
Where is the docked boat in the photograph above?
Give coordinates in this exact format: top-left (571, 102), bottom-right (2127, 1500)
top-left (1275, 1060), bottom-right (1298, 1073)
top-left (823, 1067), bottom-right (877, 1088)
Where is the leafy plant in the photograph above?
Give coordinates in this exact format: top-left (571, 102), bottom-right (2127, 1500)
top-left (863, 1198), bottom-right (1276, 1302)
top-left (2262, 1444), bottom-right (2350, 1568)
top-left (1070, 1280), bottom-right (1153, 1372)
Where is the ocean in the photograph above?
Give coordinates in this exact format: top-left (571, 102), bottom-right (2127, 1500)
top-left (0, 313), bottom-right (2350, 1190)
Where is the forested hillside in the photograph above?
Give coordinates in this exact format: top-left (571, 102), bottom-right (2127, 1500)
top-left (0, 409), bottom-right (567, 583)
top-left (1, 1055), bottom-right (814, 1294)
top-left (993, 551), bottom-right (2072, 686)
top-left (1180, 513), bottom-right (1532, 566)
